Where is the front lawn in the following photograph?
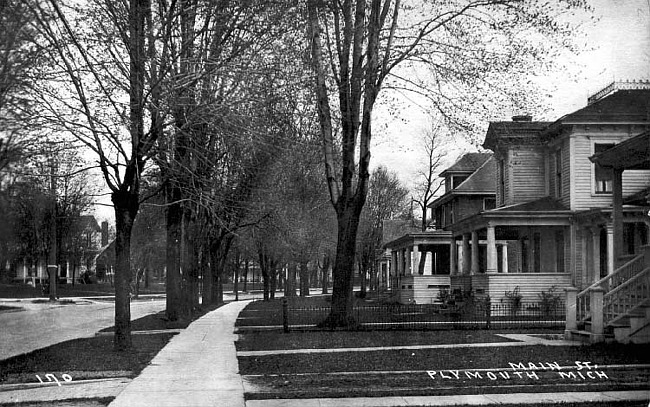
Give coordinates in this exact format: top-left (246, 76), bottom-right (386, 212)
top-left (0, 333), bottom-right (175, 385)
top-left (237, 297), bottom-right (650, 402)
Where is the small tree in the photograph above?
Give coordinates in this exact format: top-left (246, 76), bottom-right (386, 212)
top-left (412, 121), bottom-right (447, 232)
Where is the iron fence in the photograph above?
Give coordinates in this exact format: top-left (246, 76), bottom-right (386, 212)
top-left (280, 300), bottom-right (565, 331)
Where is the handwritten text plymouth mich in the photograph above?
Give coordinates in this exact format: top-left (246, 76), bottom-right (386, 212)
top-left (427, 361), bottom-right (608, 381)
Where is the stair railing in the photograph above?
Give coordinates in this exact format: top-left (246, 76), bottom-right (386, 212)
top-left (603, 266), bottom-right (650, 326)
top-left (576, 254), bottom-right (644, 323)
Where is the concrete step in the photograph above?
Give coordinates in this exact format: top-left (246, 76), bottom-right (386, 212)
top-left (629, 322), bottom-right (650, 344)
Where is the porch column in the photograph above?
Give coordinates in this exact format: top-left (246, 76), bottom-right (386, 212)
top-left (450, 237), bottom-right (457, 276)
top-left (406, 247), bottom-right (412, 275)
top-left (606, 224), bottom-right (614, 275)
top-left (390, 250), bottom-right (397, 281)
top-left (501, 244), bottom-right (508, 273)
top-left (486, 226), bottom-right (497, 273)
top-left (461, 233), bottom-right (470, 275)
top-left (471, 231), bottom-right (479, 275)
top-left (591, 227), bottom-right (600, 283)
top-left (412, 245), bottom-right (420, 275)
top-left (395, 249), bottom-right (402, 276)
top-left (611, 168), bottom-right (624, 262)
top-left (581, 228), bottom-right (589, 289)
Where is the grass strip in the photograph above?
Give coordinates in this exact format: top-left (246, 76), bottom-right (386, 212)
top-left (236, 330), bottom-right (528, 351)
top-left (238, 344), bottom-right (650, 375)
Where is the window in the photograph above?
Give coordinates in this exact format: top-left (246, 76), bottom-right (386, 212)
top-left (498, 159), bottom-right (505, 205)
top-left (452, 175), bottom-right (468, 188)
top-left (483, 198), bottom-right (496, 210)
top-left (594, 143), bottom-right (615, 194)
top-left (555, 149), bottom-right (562, 198)
top-left (555, 230), bottom-right (565, 273)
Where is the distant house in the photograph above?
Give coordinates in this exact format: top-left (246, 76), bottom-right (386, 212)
top-left (13, 215), bottom-right (104, 284)
top-left (383, 152), bottom-right (496, 304)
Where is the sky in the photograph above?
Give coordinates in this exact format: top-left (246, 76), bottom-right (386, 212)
top-left (371, 0), bottom-right (650, 191)
top-left (93, 0), bottom-right (650, 223)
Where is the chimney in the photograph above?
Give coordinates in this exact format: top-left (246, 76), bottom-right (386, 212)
top-left (101, 221), bottom-right (109, 246)
top-left (512, 115), bottom-right (532, 122)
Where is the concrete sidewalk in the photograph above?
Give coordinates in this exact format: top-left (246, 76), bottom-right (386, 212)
top-left (108, 300), bottom-right (251, 407)
top-left (245, 390), bottom-right (650, 406)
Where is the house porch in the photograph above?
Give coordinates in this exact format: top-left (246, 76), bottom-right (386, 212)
top-left (450, 204), bottom-right (574, 302)
top-left (385, 231), bottom-right (452, 304)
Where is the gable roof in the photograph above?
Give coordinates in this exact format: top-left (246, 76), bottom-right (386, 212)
top-left (439, 152), bottom-right (491, 176)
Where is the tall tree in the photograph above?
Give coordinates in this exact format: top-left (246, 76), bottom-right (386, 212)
top-left (306, 0), bottom-right (591, 326)
top-left (27, 0), bottom-right (161, 349)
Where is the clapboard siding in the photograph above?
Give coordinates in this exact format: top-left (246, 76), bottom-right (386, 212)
top-left (560, 138), bottom-right (572, 207)
top-left (398, 275), bottom-right (451, 304)
top-left (571, 133), bottom-right (650, 210)
top-left (475, 273), bottom-right (572, 303)
top-left (507, 147), bottom-right (546, 205)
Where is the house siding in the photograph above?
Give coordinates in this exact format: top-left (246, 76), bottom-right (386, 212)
top-left (571, 131), bottom-right (650, 210)
top-left (398, 275), bottom-right (451, 304)
top-left (479, 273), bottom-right (572, 303)
top-left (507, 147), bottom-right (546, 205)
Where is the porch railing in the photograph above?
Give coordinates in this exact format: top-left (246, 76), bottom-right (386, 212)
top-left (603, 266), bottom-right (650, 326)
top-left (576, 254), bottom-right (645, 323)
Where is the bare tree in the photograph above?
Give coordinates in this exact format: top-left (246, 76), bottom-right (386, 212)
top-left (357, 166), bottom-right (409, 297)
top-left (412, 121), bottom-right (447, 232)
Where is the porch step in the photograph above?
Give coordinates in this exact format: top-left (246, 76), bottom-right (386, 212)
top-left (629, 322), bottom-right (650, 344)
top-left (565, 329), bottom-right (612, 344)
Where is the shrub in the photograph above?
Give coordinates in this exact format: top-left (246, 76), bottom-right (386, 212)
top-left (503, 286), bottom-right (522, 315)
top-left (538, 285), bottom-right (562, 316)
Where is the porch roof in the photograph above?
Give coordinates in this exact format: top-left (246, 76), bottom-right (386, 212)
top-left (384, 230), bottom-right (452, 250)
top-left (448, 197), bottom-right (572, 235)
top-left (589, 130), bottom-right (650, 170)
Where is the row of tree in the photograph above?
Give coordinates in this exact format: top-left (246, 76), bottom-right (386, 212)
top-left (2, 0), bottom-right (591, 348)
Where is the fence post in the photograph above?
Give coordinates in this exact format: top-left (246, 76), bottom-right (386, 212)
top-left (564, 287), bottom-right (577, 339)
top-left (282, 297), bottom-right (289, 333)
top-left (485, 296), bottom-right (491, 330)
top-left (589, 287), bottom-right (605, 343)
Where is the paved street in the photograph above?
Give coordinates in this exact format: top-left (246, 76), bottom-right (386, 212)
top-left (0, 298), bottom-right (166, 360)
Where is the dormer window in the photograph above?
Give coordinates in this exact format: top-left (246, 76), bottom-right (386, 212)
top-left (594, 143), bottom-right (615, 194)
top-left (452, 175), bottom-right (468, 189)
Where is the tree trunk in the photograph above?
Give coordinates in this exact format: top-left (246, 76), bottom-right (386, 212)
top-left (299, 261), bottom-right (309, 297)
top-left (320, 207), bottom-right (362, 328)
top-left (243, 260), bottom-right (248, 292)
top-left (286, 263), bottom-right (297, 297)
top-left (202, 245), bottom-right (213, 306)
top-left (165, 191), bottom-right (183, 321)
top-left (321, 252), bottom-right (330, 294)
top-left (270, 262), bottom-right (277, 299)
top-left (112, 190), bottom-right (139, 350)
top-left (359, 259), bottom-right (367, 299)
top-left (234, 263), bottom-right (239, 301)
